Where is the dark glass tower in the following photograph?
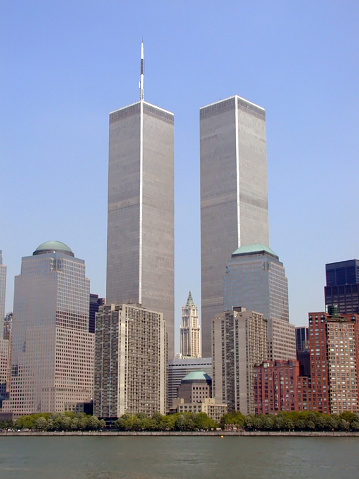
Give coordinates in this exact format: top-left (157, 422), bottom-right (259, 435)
top-left (325, 260), bottom-right (359, 314)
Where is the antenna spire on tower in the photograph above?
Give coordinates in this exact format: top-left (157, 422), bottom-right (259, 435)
top-left (140, 40), bottom-right (144, 101)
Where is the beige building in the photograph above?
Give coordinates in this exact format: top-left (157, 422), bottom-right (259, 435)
top-left (327, 318), bottom-right (358, 414)
top-left (268, 318), bottom-right (296, 361)
top-left (212, 307), bottom-right (267, 415)
top-left (177, 371), bottom-right (212, 403)
top-left (94, 303), bottom-right (167, 418)
top-left (0, 339), bottom-right (9, 397)
top-left (2, 241), bottom-right (94, 416)
top-left (173, 397), bottom-right (227, 423)
top-left (180, 291), bottom-right (201, 358)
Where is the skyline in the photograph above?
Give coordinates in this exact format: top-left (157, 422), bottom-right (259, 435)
top-left (1, 2), bottom-right (359, 353)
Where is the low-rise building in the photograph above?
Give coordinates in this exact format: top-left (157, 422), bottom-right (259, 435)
top-left (173, 398), bottom-right (227, 423)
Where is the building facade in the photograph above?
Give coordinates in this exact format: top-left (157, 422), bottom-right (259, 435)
top-left (253, 360), bottom-right (300, 414)
top-left (308, 312), bottom-right (330, 414)
top-left (167, 357), bottom-right (212, 410)
top-left (3, 241), bottom-right (94, 416)
top-left (180, 291), bottom-right (201, 358)
top-left (308, 310), bottom-right (359, 414)
top-left (200, 96), bottom-right (269, 357)
top-left (325, 260), bottom-right (359, 314)
top-left (176, 371), bottom-right (212, 403)
top-left (89, 294), bottom-right (105, 334)
top-left (106, 97), bottom-right (175, 358)
top-left (173, 397), bottom-right (227, 423)
top-left (224, 244), bottom-right (295, 360)
top-left (0, 339), bottom-right (9, 398)
top-left (212, 307), bottom-right (267, 415)
top-left (0, 251), bottom-right (6, 328)
top-left (94, 303), bottom-right (167, 418)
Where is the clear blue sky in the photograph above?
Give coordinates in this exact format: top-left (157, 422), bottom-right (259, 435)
top-left (1, 1), bottom-right (359, 353)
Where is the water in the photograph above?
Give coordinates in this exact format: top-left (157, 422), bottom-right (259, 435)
top-left (0, 436), bottom-right (358, 478)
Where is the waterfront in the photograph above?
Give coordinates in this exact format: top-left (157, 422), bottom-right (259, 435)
top-left (0, 436), bottom-right (359, 478)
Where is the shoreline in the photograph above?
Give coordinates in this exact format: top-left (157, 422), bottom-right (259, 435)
top-left (1, 430), bottom-right (359, 437)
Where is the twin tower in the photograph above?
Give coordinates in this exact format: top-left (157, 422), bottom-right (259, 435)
top-left (106, 51), bottom-right (269, 359)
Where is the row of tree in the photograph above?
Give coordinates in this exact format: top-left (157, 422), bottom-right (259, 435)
top-left (114, 411), bottom-right (217, 431)
top-left (0, 412), bottom-right (106, 431)
top-left (3, 410), bottom-right (359, 432)
top-left (220, 410), bottom-right (359, 432)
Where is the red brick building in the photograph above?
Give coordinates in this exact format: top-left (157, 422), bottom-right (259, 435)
top-left (253, 360), bottom-right (299, 414)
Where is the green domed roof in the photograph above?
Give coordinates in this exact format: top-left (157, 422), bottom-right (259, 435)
top-left (33, 241), bottom-right (74, 257)
top-left (182, 371), bottom-right (212, 382)
top-left (232, 243), bottom-right (278, 259)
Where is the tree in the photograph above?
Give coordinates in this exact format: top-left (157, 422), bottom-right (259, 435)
top-left (338, 419), bottom-right (349, 431)
top-left (99, 419), bottom-right (106, 430)
top-left (263, 415), bottom-right (274, 430)
top-left (244, 415), bottom-right (255, 430)
top-left (36, 417), bottom-right (48, 431)
top-left (195, 412), bottom-right (217, 430)
top-left (88, 415), bottom-right (100, 430)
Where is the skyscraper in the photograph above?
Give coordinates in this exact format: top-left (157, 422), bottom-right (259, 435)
top-left (223, 244), bottom-right (296, 360)
top-left (3, 241), bottom-right (94, 416)
top-left (89, 293), bottom-right (105, 334)
top-left (94, 303), bottom-right (167, 418)
top-left (325, 259), bottom-right (359, 314)
top-left (106, 43), bottom-right (175, 358)
top-left (212, 307), bottom-right (267, 415)
top-left (0, 251), bottom-right (6, 327)
top-left (200, 96), bottom-right (269, 356)
top-left (180, 291), bottom-right (201, 358)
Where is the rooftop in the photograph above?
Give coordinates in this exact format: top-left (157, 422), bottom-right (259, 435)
top-left (232, 243), bottom-right (278, 259)
top-left (33, 241), bottom-right (74, 257)
top-left (182, 371), bottom-right (212, 382)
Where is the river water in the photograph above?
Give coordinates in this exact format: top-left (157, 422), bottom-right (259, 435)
top-left (0, 436), bottom-right (358, 478)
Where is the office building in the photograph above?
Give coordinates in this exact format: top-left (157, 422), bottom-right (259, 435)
top-left (94, 303), bottom-right (167, 418)
top-left (224, 244), bottom-right (296, 360)
top-left (296, 326), bottom-right (309, 352)
top-left (0, 339), bottom-right (9, 398)
top-left (177, 371), bottom-right (212, 403)
top-left (325, 260), bottom-right (359, 314)
top-left (2, 241), bottom-right (94, 416)
top-left (106, 45), bottom-right (175, 358)
top-left (308, 310), bottom-right (359, 414)
top-left (173, 397), bottom-right (227, 423)
top-left (308, 312), bottom-right (330, 414)
top-left (200, 96), bottom-right (269, 357)
top-left (0, 251), bottom-right (6, 328)
top-left (168, 357), bottom-right (212, 409)
top-left (89, 294), bottom-right (105, 334)
top-left (180, 291), bottom-right (201, 358)
top-left (297, 376), bottom-right (311, 411)
top-left (253, 360), bottom-right (300, 414)
top-left (3, 312), bottom-right (12, 341)
top-left (296, 326), bottom-right (310, 376)
top-left (212, 307), bottom-right (267, 415)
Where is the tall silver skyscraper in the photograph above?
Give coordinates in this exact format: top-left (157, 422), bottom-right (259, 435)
top-left (224, 244), bottom-right (296, 360)
top-left (0, 251), bottom-right (6, 327)
top-left (200, 96), bottom-right (269, 356)
top-left (106, 44), bottom-right (175, 357)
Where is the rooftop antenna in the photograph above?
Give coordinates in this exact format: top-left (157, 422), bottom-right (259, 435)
top-left (140, 40), bottom-right (144, 101)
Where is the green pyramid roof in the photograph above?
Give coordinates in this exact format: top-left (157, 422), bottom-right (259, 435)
top-left (182, 371), bottom-right (212, 382)
top-left (232, 243), bottom-right (278, 259)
